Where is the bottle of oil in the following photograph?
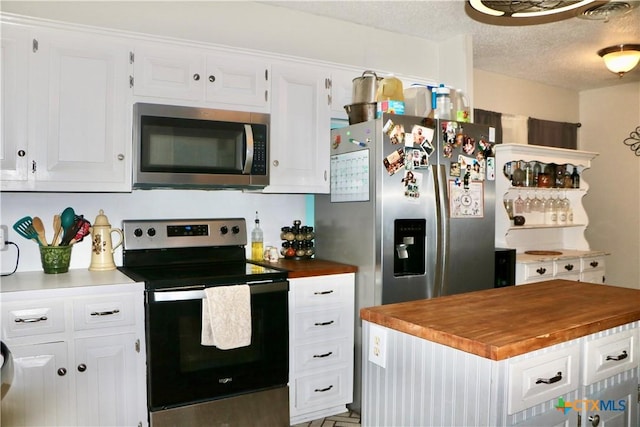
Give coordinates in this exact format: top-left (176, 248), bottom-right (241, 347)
top-left (251, 211), bottom-right (263, 260)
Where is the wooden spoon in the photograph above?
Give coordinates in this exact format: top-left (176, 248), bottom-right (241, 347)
top-left (32, 216), bottom-right (48, 246)
top-left (51, 214), bottom-right (62, 246)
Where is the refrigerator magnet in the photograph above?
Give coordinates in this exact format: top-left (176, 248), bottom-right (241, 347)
top-left (486, 157), bottom-right (496, 180)
top-left (402, 170), bottom-right (422, 202)
top-left (443, 143), bottom-right (453, 159)
top-left (450, 162), bottom-right (461, 177)
top-left (462, 136), bottom-right (476, 155)
top-left (383, 148), bottom-right (405, 175)
top-left (388, 123), bottom-right (405, 145)
top-left (332, 134), bottom-right (341, 150)
top-left (449, 181), bottom-right (484, 218)
top-left (411, 125), bottom-right (434, 147)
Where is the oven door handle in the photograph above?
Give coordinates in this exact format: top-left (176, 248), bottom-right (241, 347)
top-left (150, 281), bottom-right (288, 302)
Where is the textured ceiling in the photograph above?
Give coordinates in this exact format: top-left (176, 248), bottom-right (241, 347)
top-left (265, 1), bottom-right (640, 91)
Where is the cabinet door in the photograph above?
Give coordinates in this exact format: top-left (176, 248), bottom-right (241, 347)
top-left (74, 333), bottom-right (140, 427)
top-left (1, 24), bottom-right (30, 185)
top-left (581, 378), bottom-right (638, 427)
top-left (133, 44), bottom-right (204, 100)
top-left (29, 28), bottom-right (131, 191)
top-left (266, 62), bottom-right (330, 193)
top-left (205, 53), bottom-right (269, 111)
top-left (1, 341), bottom-right (71, 427)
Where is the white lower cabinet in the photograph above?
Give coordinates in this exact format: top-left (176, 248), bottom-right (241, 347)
top-left (517, 254), bottom-right (606, 285)
top-left (1, 284), bottom-right (147, 427)
top-left (362, 320), bottom-right (639, 427)
top-left (288, 273), bottom-right (355, 424)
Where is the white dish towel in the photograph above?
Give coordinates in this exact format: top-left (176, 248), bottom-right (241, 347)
top-left (201, 284), bottom-right (252, 350)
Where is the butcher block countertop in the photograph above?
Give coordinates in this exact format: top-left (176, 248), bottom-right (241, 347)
top-left (255, 258), bottom-right (357, 278)
top-left (360, 280), bottom-right (640, 361)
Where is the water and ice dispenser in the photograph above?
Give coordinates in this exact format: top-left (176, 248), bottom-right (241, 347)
top-left (393, 219), bottom-right (426, 277)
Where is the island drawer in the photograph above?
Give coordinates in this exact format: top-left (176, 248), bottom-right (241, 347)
top-left (507, 342), bottom-right (580, 414)
top-left (72, 293), bottom-right (136, 331)
top-left (522, 260), bottom-right (554, 281)
top-left (2, 299), bottom-right (66, 339)
top-left (583, 327), bottom-right (638, 385)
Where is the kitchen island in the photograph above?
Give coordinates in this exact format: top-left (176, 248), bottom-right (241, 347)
top-left (360, 280), bottom-right (640, 426)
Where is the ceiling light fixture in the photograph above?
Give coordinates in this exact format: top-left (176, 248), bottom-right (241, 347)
top-left (597, 44), bottom-right (640, 77)
top-left (466, 0), bottom-right (606, 25)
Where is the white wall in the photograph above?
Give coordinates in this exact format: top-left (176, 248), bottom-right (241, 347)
top-left (579, 82), bottom-right (640, 289)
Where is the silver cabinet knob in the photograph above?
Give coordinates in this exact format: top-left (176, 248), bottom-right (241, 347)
top-left (17, 150), bottom-right (26, 157)
top-left (77, 363), bottom-right (87, 372)
top-left (117, 153), bottom-right (124, 161)
top-left (588, 414), bottom-right (600, 427)
top-left (209, 75), bottom-right (216, 83)
top-left (193, 74), bottom-right (200, 81)
top-left (273, 160), bottom-right (279, 167)
top-left (57, 368), bottom-right (67, 376)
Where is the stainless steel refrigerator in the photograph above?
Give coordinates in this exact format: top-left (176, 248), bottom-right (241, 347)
top-left (314, 114), bottom-right (497, 411)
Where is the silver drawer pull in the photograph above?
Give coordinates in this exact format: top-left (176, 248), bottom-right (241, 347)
top-left (314, 290), bottom-right (334, 295)
top-left (314, 385), bottom-right (333, 393)
top-left (314, 320), bottom-right (335, 326)
top-left (536, 371), bottom-right (562, 384)
top-left (90, 309), bottom-right (120, 316)
top-left (605, 350), bottom-right (628, 361)
top-left (313, 351), bottom-right (333, 358)
top-left (15, 316), bottom-right (47, 323)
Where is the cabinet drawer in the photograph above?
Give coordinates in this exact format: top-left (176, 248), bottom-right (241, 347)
top-left (292, 338), bottom-right (351, 374)
top-left (2, 300), bottom-right (66, 339)
top-left (293, 368), bottom-right (352, 412)
top-left (553, 259), bottom-right (579, 277)
top-left (581, 256), bottom-right (605, 272)
top-left (523, 261), bottom-right (554, 281)
top-left (291, 275), bottom-right (353, 309)
top-left (508, 342), bottom-right (580, 414)
top-left (72, 294), bottom-right (136, 331)
top-left (583, 327), bottom-right (638, 385)
top-left (292, 307), bottom-right (351, 341)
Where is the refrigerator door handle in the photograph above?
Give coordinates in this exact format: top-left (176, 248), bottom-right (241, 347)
top-left (433, 164), bottom-right (450, 297)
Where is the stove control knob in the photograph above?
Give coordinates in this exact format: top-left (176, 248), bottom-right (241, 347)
top-left (231, 226), bottom-right (240, 234)
top-left (147, 228), bottom-right (156, 237)
top-left (134, 228), bottom-right (143, 237)
top-left (220, 226), bottom-right (229, 235)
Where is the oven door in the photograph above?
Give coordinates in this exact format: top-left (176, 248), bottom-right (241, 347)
top-left (145, 281), bottom-right (288, 411)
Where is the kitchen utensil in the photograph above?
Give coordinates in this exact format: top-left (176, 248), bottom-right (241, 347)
top-left (32, 217), bottom-right (48, 246)
top-left (69, 218), bottom-right (91, 245)
top-left (12, 216), bottom-right (43, 245)
top-left (351, 70), bottom-right (382, 104)
top-left (51, 215), bottom-right (62, 246)
top-left (60, 207), bottom-right (76, 237)
top-left (88, 210), bottom-right (123, 271)
top-left (344, 102), bottom-right (377, 125)
top-left (60, 215), bottom-right (83, 246)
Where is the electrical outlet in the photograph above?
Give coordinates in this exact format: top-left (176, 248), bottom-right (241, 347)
top-left (368, 323), bottom-right (388, 368)
top-left (0, 225), bottom-right (8, 251)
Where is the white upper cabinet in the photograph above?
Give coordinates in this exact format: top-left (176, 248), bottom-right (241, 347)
top-left (132, 43), bottom-right (270, 112)
top-left (1, 24), bottom-right (30, 184)
top-left (0, 21), bottom-right (132, 192)
top-left (329, 68), bottom-right (356, 120)
top-left (265, 61), bottom-right (331, 194)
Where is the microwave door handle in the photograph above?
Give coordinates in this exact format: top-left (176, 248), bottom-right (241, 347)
top-left (242, 124), bottom-right (254, 174)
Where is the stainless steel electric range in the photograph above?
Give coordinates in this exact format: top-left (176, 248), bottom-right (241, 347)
top-left (118, 218), bottom-right (289, 427)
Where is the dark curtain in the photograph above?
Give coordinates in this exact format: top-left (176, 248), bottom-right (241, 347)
top-left (473, 109), bottom-right (503, 144)
top-left (528, 118), bottom-right (579, 149)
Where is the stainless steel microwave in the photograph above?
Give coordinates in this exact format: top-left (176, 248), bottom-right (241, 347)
top-left (133, 103), bottom-right (269, 189)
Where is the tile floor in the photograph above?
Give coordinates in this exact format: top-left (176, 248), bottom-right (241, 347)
top-left (291, 411), bottom-right (361, 427)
